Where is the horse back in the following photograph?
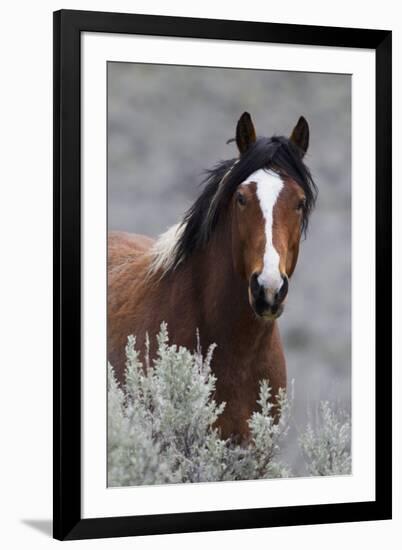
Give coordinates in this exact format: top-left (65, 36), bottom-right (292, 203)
top-left (108, 231), bottom-right (154, 271)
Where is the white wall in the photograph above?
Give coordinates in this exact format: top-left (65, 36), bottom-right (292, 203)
top-left (0, 0), bottom-right (400, 548)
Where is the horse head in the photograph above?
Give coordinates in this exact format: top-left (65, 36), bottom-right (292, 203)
top-left (231, 112), bottom-right (314, 320)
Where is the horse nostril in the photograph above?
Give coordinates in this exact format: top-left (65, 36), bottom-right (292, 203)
top-left (276, 275), bottom-right (289, 304)
top-left (250, 272), bottom-right (263, 300)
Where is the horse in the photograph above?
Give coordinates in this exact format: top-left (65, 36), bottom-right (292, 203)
top-left (108, 112), bottom-right (317, 441)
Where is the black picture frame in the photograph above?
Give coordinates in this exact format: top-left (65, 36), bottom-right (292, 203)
top-left (53, 9), bottom-right (392, 541)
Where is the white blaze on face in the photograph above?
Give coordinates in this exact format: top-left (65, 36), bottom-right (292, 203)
top-left (244, 169), bottom-right (284, 301)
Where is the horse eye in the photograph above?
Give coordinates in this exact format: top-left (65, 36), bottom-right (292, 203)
top-left (237, 192), bottom-right (247, 206)
top-left (296, 198), bottom-right (306, 212)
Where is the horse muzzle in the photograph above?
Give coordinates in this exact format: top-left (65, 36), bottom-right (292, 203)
top-left (249, 272), bottom-right (289, 320)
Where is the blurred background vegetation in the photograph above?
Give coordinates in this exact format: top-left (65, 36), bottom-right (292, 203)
top-left (107, 62), bottom-right (351, 474)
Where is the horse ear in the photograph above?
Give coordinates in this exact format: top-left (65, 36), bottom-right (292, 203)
top-left (290, 116), bottom-right (309, 158)
top-left (236, 112), bottom-right (257, 155)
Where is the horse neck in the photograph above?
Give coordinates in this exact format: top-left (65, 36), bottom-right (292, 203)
top-left (176, 215), bottom-right (275, 351)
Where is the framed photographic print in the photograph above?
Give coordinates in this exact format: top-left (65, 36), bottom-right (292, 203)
top-left (53, 9), bottom-right (392, 541)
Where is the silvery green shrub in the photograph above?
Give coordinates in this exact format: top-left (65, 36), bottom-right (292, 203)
top-left (108, 323), bottom-right (351, 486)
top-left (298, 401), bottom-right (351, 476)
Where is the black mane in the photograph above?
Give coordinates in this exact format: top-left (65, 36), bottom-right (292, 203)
top-left (172, 136), bottom-right (317, 269)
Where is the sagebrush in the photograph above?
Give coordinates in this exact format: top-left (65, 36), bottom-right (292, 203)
top-left (298, 401), bottom-right (351, 476)
top-left (108, 324), bottom-right (351, 486)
